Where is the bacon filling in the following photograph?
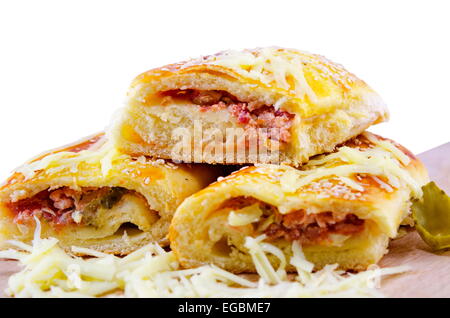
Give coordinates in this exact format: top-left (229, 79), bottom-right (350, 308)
top-left (160, 90), bottom-right (295, 143)
top-left (265, 210), bottom-right (365, 245)
top-left (221, 197), bottom-right (365, 245)
top-left (7, 187), bottom-right (129, 226)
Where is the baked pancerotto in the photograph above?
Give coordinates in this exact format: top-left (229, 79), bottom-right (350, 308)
top-left (112, 47), bottom-right (388, 165)
top-left (0, 133), bottom-right (219, 254)
top-left (169, 132), bottom-right (429, 272)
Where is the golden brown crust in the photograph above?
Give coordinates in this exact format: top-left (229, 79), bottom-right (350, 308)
top-left (132, 48), bottom-right (368, 109)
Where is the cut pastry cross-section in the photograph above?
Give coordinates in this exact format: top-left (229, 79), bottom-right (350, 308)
top-left (0, 133), bottom-right (220, 255)
top-left (113, 47), bottom-right (389, 165)
top-left (169, 132), bottom-right (429, 272)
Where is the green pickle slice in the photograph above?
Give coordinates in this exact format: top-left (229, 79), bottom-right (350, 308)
top-left (412, 182), bottom-right (450, 250)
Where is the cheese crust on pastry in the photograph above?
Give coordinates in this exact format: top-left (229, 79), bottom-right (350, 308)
top-left (0, 133), bottom-right (220, 255)
top-left (169, 132), bottom-right (429, 272)
top-left (113, 47), bottom-right (388, 165)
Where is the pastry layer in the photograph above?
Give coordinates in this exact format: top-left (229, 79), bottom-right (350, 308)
top-left (169, 132), bottom-right (429, 272)
top-left (113, 47), bottom-right (389, 165)
top-left (0, 133), bottom-right (220, 254)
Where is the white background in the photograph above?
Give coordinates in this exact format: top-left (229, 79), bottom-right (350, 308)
top-left (0, 0), bottom-right (449, 180)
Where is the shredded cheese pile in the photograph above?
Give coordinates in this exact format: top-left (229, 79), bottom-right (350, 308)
top-left (0, 219), bottom-right (408, 298)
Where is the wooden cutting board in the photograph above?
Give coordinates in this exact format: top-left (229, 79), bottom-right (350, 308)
top-left (379, 142), bottom-right (450, 297)
top-left (1, 142), bottom-right (449, 298)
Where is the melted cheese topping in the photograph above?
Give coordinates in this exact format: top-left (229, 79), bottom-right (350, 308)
top-left (15, 139), bottom-right (122, 180)
top-left (0, 220), bottom-right (408, 298)
top-left (11, 138), bottom-right (177, 187)
top-left (208, 48), bottom-right (318, 102)
top-left (362, 132), bottom-right (411, 166)
top-left (179, 47), bottom-right (361, 104)
top-left (261, 133), bottom-right (422, 203)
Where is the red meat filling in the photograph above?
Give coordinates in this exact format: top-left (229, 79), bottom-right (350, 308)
top-left (161, 89), bottom-right (295, 143)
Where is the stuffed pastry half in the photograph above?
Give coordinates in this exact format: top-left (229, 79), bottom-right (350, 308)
top-left (112, 47), bottom-right (388, 165)
top-left (169, 132), bottom-right (429, 272)
top-left (0, 133), bottom-right (220, 254)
